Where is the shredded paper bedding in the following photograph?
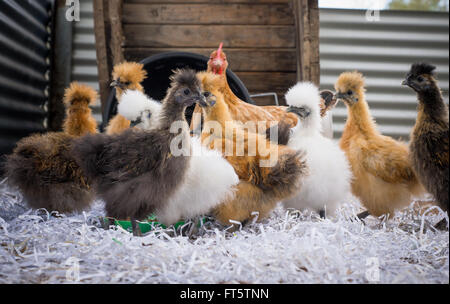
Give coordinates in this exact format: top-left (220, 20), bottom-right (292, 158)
top-left (0, 179), bottom-right (448, 284)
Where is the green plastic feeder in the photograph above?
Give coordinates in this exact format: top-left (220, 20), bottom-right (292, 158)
top-left (101, 214), bottom-right (208, 235)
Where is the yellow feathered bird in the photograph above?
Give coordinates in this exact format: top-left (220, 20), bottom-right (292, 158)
top-left (335, 71), bottom-right (425, 219)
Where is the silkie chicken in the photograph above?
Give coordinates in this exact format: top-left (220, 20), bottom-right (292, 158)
top-left (190, 44), bottom-right (337, 134)
top-left (71, 69), bottom-right (221, 236)
top-left (197, 72), bottom-right (308, 226)
top-left (336, 71), bottom-right (425, 219)
top-left (106, 61), bottom-right (148, 135)
top-left (281, 82), bottom-right (352, 218)
top-left (116, 88), bottom-right (239, 226)
top-left (5, 82), bottom-right (98, 213)
top-left (403, 63), bottom-right (449, 230)
top-left (118, 90), bottom-right (161, 130)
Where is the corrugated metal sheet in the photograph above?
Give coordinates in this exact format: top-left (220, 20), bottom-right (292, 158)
top-left (0, 0), bottom-right (54, 156)
top-left (71, 0), bottom-right (101, 122)
top-left (320, 9), bottom-right (449, 140)
top-left (72, 4), bottom-right (449, 141)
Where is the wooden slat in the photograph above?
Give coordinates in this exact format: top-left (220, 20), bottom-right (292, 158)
top-left (293, 0), bottom-right (320, 85)
top-left (109, 0), bottom-right (125, 65)
top-left (236, 71), bottom-right (297, 92)
top-left (123, 25), bottom-right (296, 48)
top-left (124, 48), bottom-right (297, 72)
top-left (93, 0), bottom-right (111, 113)
top-left (123, 3), bottom-right (294, 25)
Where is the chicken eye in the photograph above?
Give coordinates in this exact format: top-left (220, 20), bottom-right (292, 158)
top-left (417, 76), bottom-right (424, 82)
top-left (347, 90), bottom-right (353, 95)
top-left (183, 89), bottom-right (191, 96)
top-left (203, 92), bottom-right (211, 98)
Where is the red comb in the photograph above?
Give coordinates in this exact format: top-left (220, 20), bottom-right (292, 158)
top-left (217, 43), bottom-right (223, 57)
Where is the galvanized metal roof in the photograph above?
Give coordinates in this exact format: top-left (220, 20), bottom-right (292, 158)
top-left (0, 0), bottom-right (53, 156)
top-left (320, 8), bottom-right (449, 140)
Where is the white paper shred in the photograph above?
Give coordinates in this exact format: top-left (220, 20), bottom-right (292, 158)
top-left (0, 179), bottom-right (448, 284)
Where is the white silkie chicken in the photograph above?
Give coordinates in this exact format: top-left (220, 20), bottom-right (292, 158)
top-left (282, 83), bottom-right (353, 218)
top-left (118, 89), bottom-right (239, 225)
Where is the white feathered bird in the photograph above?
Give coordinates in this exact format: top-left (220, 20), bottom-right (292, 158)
top-left (118, 89), bottom-right (239, 225)
top-left (282, 82), bottom-right (353, 218)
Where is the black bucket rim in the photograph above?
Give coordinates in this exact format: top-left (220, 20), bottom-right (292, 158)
top-left (102, 51), bottom-right (253, 129)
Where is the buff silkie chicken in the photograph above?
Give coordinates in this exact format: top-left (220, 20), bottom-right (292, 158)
top-left (336, 71), bottom-right (425, 219)
top-left (117, 88), bottom-right (239, 225)
top-left (106, 61), bottom-right (148, 135)
top-left (197, 72), bottom-right (308, 226)
top-left (5, 83), bottom-right (98, 213)
top-left (280, 82), bottom-right (352, 218)
top-left (71, 69), bottom-right (232, 236)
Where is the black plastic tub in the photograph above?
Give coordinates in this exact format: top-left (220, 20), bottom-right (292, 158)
top-left (102, 52), bottom-right (253, 129)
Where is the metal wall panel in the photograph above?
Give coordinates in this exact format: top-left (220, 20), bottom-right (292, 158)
top-left (320, 9), bottom-right (449, 140)
top-left (71, 0), bottom-right (101, 122)
top-left (72, 4), bottom-right (449, 141)
top-left (0, 0), bottom-right (54, 156)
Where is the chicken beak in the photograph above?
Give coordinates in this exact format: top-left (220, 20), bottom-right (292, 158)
top-left (110, 80), bottom-right (119, 88)
top-left (193, 93), bottom-right (208, 107)
top-left (401, 80), bottom-right (409, 86)
top-left (335, 92), bottom-right (345, 100)
top-left (130, 116), bottom-right (143, 127)
top-left (287, 106), bottom-right (311, 119)
top-left (110, 79), bottom-right (126, 90)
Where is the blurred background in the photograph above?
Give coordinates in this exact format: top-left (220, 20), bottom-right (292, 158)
top-left (0, 0), bottom-right (448, 159)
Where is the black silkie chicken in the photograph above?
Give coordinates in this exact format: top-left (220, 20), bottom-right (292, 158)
top-left (403, 63), bottom-right (449, 230)
top-left (72, 69), bottom-right (207, 235)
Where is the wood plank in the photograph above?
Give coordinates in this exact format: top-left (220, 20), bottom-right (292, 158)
top-left (123, 3), bottom-right (294, 25)
top-left (124, 48), bottom-right (297, 72)
top-left (293, 0), bottom-right (320, 85)
top-left (236, 71), bottom-right (297, 93)
top-left (109, 0), bottom-right (125, 65)
top-left (309, 0), bottom-right (320, 86)
top-left (123, 25), bottom-right (296, 48)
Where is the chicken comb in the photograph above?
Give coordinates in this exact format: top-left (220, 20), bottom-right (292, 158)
top-left (217, 43), bottom-right (223, 57)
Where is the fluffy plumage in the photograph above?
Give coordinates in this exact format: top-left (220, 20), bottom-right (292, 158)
top-left (408, 62), bottom-right (437, 77)
top-left (4, 83), bottom-right (98, 213)
top-left (111, 61), bottom-right (147, 98)
top-left (404, 63), bottom-right (449, 228)
top-left (336, 71), bottom-right (425, 218)
top-left (198, 72), bottom-right (308, 225)
top-left (118, 90), bottom-right (161, 129)
top-left (106, 62), bottom-right (148, 135)
top-left (281, 82), bottom-right (352, 217)
top-left (157, 136), bottom-right (239, 225)
top-left (117, 89), bottom-right (239, 225)
top-left (71, 69), bottom-right (207, 233)
top-left (63, 82), bottom-right (98, 136)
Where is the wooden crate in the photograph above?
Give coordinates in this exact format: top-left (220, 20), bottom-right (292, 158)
top-left (94, 0), bottom-right (319, 109)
